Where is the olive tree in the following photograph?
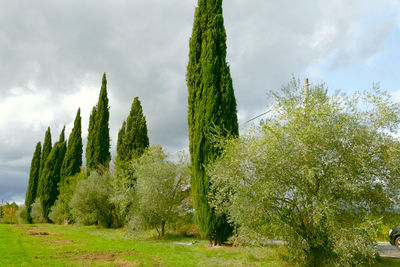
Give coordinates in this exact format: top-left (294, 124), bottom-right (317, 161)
top-left (70, 171), bottom-right (114, 228)
top-left (128, 145), bottom-right (190, 237)
top-left (208, 80), bottom-right (400, 266)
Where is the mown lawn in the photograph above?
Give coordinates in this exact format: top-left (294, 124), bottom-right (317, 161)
top-left (0, 224), bottom-right (287, 266)
top-left (0, 223), bottom-right (399, 266)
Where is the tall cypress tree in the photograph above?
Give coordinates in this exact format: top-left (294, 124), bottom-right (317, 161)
top-left (25, 142), bottom-right (41, 223)
top-left (58, 126), bottom-right (65, 143)
top-left (187, 0), bottom-right (239, 245)
top-left (40, 128), bottom-right (67, 221)
top-left (119, 97), bottom-right (149, 161)
top-left (37, 127), bottom-right (52, 199)
top-left (61, 109), bottom-right (83, 182)
top-left (116, 120), bottom-right (126, 161)
top-left (86, 106), bottom-right (97, 171)
top-left (92, 73), bottom-right (111, 170)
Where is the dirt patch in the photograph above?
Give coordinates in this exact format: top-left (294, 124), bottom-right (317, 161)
top-left (27, 230), bottom-right (49, 236)
top-left (56, 250), bottom-right (138, 266)
top-left (15, 225), bottom-right (52, 237)
top-left (45, 238), bottom-right (76, 247)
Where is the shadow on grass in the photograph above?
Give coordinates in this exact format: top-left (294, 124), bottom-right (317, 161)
top-left (377, 257), bottom-right (400, 267)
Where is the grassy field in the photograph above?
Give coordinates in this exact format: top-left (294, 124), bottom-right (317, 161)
top-left (0, 224), bottom-right (399, 266)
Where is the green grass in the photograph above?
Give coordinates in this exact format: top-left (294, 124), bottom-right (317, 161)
top-left (377, 257), bottom-right (400, 267)
top-left (1, 224), bottom-right (400, 266)
top-left (0, 224), bottom-right (287, 266)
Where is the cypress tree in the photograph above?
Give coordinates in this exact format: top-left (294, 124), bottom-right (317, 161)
top-left (58, 126), bottom-right (65, 143)
top-left (25, 142), bottom-right (41, 223)
top-left (86, 106), bottom-right (97, 171)
top-left (88, 73), bottom-right (111, 171)
top-left (187, 0), bottom-right (239, 245)
top-left (121, 97), bottom-right (149, 161)
top-left (116, 120), bottom-right (126, 161)
top-left (37, 127), bottom-right (52, 199)
top-left (40, 128), bottom-right (67, 221)
top-left (61, 109), bottom-right (83, 183)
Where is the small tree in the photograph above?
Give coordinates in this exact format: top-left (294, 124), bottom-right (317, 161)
top-left (31, 198), bottom-right (45, 223)
top-left (1, 202), bottom-right (18, 224)
top-left (70, 171), bottom-right (114, 227)
top-left (208, 80), bottom-right (400, 266)
top-left (16, 205), bottom-right (28, 224)
top-left (128, 146), bottom-right (190, 237)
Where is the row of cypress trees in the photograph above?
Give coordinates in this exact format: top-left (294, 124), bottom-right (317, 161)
top-left (25, 73), bottom-right (149, 223)
top-left (26, 0), bottom-right (237, 245)
top-left (25, 110), bottom-right (82, 222)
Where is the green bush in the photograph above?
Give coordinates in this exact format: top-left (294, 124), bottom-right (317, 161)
top-left (208, 81), bottom-right (400, 266)
top-left (16, 205), bottom-right (28, 224)
top-left (31, 198), bottom-right (45, 223)
top-left (70, 171), bottom-right (114, 227)
top-left (48, 198), bottom-right (64, 224)
top-left (127, 146), bottom-right (190, 238)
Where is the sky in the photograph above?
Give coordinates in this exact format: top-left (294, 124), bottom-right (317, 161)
top-left (1, 0), bottom-right (400, 204)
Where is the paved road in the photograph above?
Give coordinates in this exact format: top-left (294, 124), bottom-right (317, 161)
top-left (378, 242), bottom-right (400, 258)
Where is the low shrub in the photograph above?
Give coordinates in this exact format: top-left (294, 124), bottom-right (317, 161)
top-left (70, 171), bottom-right (115, 227)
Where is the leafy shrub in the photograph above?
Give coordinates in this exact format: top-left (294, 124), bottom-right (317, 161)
top-left (70, 171), bottom-right (114, 227)
top-left (48, 198), bottom-right (64, 224)
top-left (1, 202), bottom-right (18, 224)
top-left (127, 146), bottom-right (190, 237)
top-left (31, 198), bottom-right (45, 223)
top-left (16, 205), bottom-right (28, 224)
top-left (208, 81), bottom-right (400, 266)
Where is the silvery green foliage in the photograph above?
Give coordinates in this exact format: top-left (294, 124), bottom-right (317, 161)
top-left (48, 198), bottom-right (63, 224)
top-left (70, 171), bottom-right (114, 227)
top-left (127, 146), bottom-right (190, 237)
top-left (31, 198), bottom-right (45, 223)
top-left (208, 79), bottom-right (400, 266)
top-left (16, 205), bottom-right (28, 224)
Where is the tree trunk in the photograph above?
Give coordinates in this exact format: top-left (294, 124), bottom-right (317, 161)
top-left (161, 221), bottom-right (165, 237)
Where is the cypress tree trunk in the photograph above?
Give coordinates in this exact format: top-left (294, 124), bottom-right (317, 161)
top-left (37, 127), bottom-right (52, 200)
top-left (60, 108), bottom-right (83, 183)
top-left (187, 0), bottom-right (238, 245)
top-left (25, 142), bottom-right (41, 223)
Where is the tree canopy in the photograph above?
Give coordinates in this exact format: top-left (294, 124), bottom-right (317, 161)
top-left (208, 80), bottom-right (400, 266)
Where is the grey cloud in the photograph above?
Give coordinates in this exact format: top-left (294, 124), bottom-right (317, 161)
top-left (0, 0), bottom-right (396, 202)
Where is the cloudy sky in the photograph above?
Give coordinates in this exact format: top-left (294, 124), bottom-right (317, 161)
top-left (1, 0), bottom-right (400, 204)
